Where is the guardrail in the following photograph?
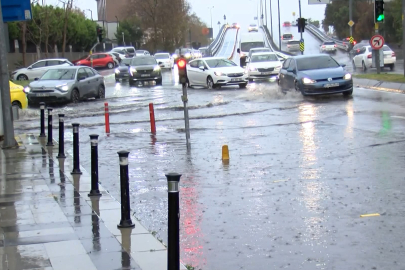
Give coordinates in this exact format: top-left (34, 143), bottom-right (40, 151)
top-left (228, 29), bottom-right (240, 60)
top-left (305, 24), bottom-right (349, 51)
top-left (260, 25), bottom-right (294, 57)
top-left (208, 24), bottom-right (229, 56)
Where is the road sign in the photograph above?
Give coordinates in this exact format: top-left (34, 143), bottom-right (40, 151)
top-left (370, 34), bottom-right (384, 50)
top-left (349, 36), bottom-right (354, 44)
top-left (308, 0), bottom-right (331, 4)
top-left (299, 40), bottom-right (305, 52)
top-left (1, 0), bottom-right (32, 22)
top-left (348, 20), bottom-right (355, 27)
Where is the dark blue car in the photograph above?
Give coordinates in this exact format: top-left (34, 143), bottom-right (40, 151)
top-left (278, 54), bottom-right (353, 96)
top-left (115, 58), bottom-right (132, 82)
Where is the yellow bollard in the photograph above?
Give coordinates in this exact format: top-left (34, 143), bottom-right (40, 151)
top-left (222, 145), bottom-right (229, 160)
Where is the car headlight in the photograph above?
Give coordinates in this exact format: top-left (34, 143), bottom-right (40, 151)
top-left (56, 84), bottom-right (69, 92)
top-left (344, 73), bottom-right (352, 80)
top-left (23, 86), bottom-right (31, 93)
top-left (130, 67), bottom-right (137, 76)
top-left (214, 71), bottom-right (223, 76)
top-left (153, 66), bottom-right (160, 71)
top-left (172, 54), bottom-right (178, 58)
top-left (185, 53), bottom-right (191, 58)
top-left (249, 67), bottom-right (257, 71)
top-left (302, 77), bottom-right (316, 84)
top-left (115, 68), bottom-right (120, 74)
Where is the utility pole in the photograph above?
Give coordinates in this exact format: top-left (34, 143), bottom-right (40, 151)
top-left (298, 0), bottom-right (303, 55)
top-left (270, 0), bottom-right (273, 38)
top-left (403, 0), bottom-right (405, 76)
top-left (375, 23), bottom-right (381, 74)
top-left (349, 0), bottom-right (353, 40)
top-left (0, 0), bottom-right (17, 148)
top-left (277, 0), bottom-right (281, 49)
top-left (265, 0), bottom-right (268, 26)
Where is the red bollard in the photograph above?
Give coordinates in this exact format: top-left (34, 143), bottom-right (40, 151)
top-left (104, 102), bottom-right (110, 134)
top-left (149, 103), bottom-right (156, 134)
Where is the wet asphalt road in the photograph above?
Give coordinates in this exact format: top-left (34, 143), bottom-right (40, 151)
top-left (13, 65), bottom-right (405, 269)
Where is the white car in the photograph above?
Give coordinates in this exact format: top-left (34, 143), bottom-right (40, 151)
top-left (154, 53), bottom-right (174, 69)
top-left (11, 58), bottom-right (73, 81)
top-left (319, 41), bottom-right (337, 53)
top-left (110, 48), bottom-right (130, 59)
top-left (187, 57), bottom-right (248, 89)
top-left (352, 45), bottom-right (396, 71)
top-left (107, 53), bottom-right (120, 66)
top-left (248, 24), bottom-right (259, 32)
top-left (246, 52), bottom-right (282, 81)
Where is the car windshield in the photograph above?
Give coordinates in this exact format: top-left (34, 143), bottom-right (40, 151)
top-left (126, 48), bottom-right (135, 53)
top-left (205, 59), bottom-right (237, 68)
top-left (382, 45), bottom-right (392, 51)
top-left (241, 42), bottom-right (265, 52)
top-left (120, 59), bottom-right (132, 65)
top-left (131, 58), bottom-right (156, 66)
top-left (155, 54), bottom-right (169, 59)
top-left (40, 69), bottom-right (76, 80)
top-left (283, 34), bottom-right (292, 38)
top-left (251, 54), bottom-right (279, 62)
top-left (296, 56), bottom-right (339, 71)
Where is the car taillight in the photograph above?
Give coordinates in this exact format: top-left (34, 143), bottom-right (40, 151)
top-left (291, 36), bottom-right (293, 39)
top-left (367, 54), bottom-right (372, 58)
top-left (287, 45), bottom-right (290, 48)
top-left (322, 45), bottom-right (325, 48)
top-left (281, 37), bottom-right (283, 39)
top-left (334, 45), bottom-right (337, 47)
top-left (392, 52), bottom-right (396, 57)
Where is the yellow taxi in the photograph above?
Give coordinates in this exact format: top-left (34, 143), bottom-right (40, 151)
top-left (9, 81), bottom-right (28, 109)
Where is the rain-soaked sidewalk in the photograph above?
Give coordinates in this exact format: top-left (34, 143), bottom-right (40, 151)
top-left (0, 134), bottom-right (184, 270)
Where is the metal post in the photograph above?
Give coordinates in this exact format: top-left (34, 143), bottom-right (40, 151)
top-left (88, 134), bottom-right (102, 197)
top-left (277, 0), bottom-right (281, 50)
top-left (57, 114), bottom-right (65, 158)
top-left (39, 102), bottom-right (46, 137)
top-left (71, 123), bottom-right (82, 175)
top-left (375, 24), bottom-right (381, 74)
top-left (46, 107), bottom-right (54, 146)
top-left (0, 2), bottom-right (17, 149)
top-left (349, 0), bottom-right (353, 39)
top-left (166, 173), bottom-right (181, 270)
top-left (182, 84), bottom-right (190, 149)
top-left (265, 0), bottom-right (267, 26)
top-left (270, 0), bottom-right (273, 38)
top-left (117, 151), bottom-right (135, 228)
top-left (299, 0), bottom-right (303, 55)
top-left (403, 0), bottom-right (405, 76)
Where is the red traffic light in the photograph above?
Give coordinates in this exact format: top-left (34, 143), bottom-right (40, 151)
top-left (178, 59), bottom-right (186, 68)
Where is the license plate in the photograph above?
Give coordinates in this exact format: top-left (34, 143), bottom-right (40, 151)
top-left (36, 93), bottom-right (50, 97)
top-left (261, 72), bottom-right (272, 75)
top-left (324, 83), bottom-right (339, 88)
top-left (141, 74), bottom-right (150, 77)
top-left (384, 55), bottom-right (389, 58)
top-left (231, 78), bottom-right (241, 82)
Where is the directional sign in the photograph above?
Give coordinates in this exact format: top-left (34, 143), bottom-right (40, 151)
top-left (370, 34), bottom-right (384, 50)
top-left (349, 36), bottom-right (354, 44)
top-left (308, 0), bottom-right (331, 4)
top-left (348, 20), bottom-right (354, 27)
top-left (299, 40), bottom-right (305, 52)
top-left (1, 0), bottom-right (32, 22)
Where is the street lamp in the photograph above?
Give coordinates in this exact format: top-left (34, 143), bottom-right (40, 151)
top-left (208, 6), bottom-right (214, 29)
top-left (87, 9), bottom-right (93, 21)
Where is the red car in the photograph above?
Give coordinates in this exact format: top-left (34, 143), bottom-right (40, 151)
top-left (283, 21), bottom-right (291, 27)
top-left (73, 53), bottom-right (115, 69)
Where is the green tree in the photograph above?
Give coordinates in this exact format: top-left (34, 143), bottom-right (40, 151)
top-left (114, 18), bottom-right (143, 47)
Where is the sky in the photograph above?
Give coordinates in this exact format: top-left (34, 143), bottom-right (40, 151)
top-left (45, 0), bottom-right (327, 36)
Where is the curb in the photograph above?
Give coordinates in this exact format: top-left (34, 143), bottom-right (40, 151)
top-left (353, 77), bottom-right (405, 94)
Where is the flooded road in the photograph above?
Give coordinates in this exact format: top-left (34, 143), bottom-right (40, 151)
top-left (14, 69), bottom-right (405, 269)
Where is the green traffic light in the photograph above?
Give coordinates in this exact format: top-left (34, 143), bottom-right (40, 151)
top-left (377, 14), bottom-right (384, 21)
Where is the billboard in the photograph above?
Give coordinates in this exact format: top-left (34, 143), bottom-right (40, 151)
top-left (1, 0), bottom-right (32, 22)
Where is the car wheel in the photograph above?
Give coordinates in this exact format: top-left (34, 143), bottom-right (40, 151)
top-left (97, 85), bottom-right (105, 99)
top-left (207, 76), bottom-right (214, 89)
top-left (390, 64), bottom-right (395, 71)
top-left (107, 62), bottom-right (114, 69)
top-left (352, 61), bottom-right (356, 71)
top-left (155, 78), bottom-right (162, 85)
top-left (71, 89), bottom-right (80, 103)
top-left (294, 81), bottom-right (302, 93)
top-left (362, 61), bottom-right (367, 72)
top-left (239, 83), bottom-right (247, 88)
top-left (12, 101), bottom-right (22, 109)
top-left (17, 74), bottom-right (28, 81)
top-left (343, 90), bottom-right (353, 97)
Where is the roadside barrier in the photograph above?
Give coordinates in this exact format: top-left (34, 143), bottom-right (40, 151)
top-left (71, 123), bottom-right (82, 175)
top-left (149, 103), bottom-right (156, 134)
top-left (166, 173), bottom-right (181, 270)
top-left (88, 134), bottom-right (102, 197)
top-left (222, 145), bottom-right (229, 160)
top-left (57, 114), bottom-right (65, 158)
top-left (39, 102), bottom-right (46, 137)
top-left (117, 150), bottom-right (135, 228)
top-left (46, 107), bottom-right (54, 146)
top-left (104, 102), bottom-right (110, 133)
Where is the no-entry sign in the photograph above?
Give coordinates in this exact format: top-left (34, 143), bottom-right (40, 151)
top-left (370, 35), bottom-right (384, 50)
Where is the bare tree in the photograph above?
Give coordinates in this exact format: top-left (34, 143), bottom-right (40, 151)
top-left (60, 0), bottom-right (73, 57)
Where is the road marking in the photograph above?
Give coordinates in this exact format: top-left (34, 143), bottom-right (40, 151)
top-left (391, 116), bottom-right (405, 119)
top-left (360, 213), bottom-right (380, 218)
top-left (273, 179), bottom-right (289, 183)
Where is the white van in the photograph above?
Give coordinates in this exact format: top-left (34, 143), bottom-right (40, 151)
top-left (237, 33), bottom-right (265, 67)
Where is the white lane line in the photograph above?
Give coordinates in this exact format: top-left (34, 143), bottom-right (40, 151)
top-left (391, 116), bottom-right (405, 119)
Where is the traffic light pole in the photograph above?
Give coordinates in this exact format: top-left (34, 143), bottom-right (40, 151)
top-left (375, 24), bottom-right (381, 74)
top-left (181, 83), bottom-right (190, 149)
top-left (403, 0), bottom-right (405, 77)
top-left (277, 0), bottom-right (281, 49)
top-left (298, 0), bottom-right (303, 55)
top-left (349, 0), bottom-right (353, 39)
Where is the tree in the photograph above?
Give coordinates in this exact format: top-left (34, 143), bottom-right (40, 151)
top-left (114, 18), bottom-right (143, 47)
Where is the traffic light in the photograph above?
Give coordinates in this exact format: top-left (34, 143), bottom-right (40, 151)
top-left (177, 58), bottom-right (188, 85)
top-left (297, 18), bottom-right (307, 33)
top-left (96, 26), bottom-right (103, 43)
top-left (374, 0), bottom-right (384, 23)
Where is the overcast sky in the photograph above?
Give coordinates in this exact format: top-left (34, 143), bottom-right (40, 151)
top-left (46, 0), bottom-right (327, 33)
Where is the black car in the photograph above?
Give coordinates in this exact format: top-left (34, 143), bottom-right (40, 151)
top-left (278, 54), bottom-right (353, 96)
top-left (129, 56), bottom-right (162, 85)
top-left (115, 58), bottom-right (132, 82)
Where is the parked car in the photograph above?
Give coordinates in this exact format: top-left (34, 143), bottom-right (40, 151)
top-left (73, 53), bottom-right (116, 69)
top-left (23, 66), bottom-right (105, 104)
top-left (319, 41), bottom-right (337, 53)
top-left (186, 57), bottom-right (248, 89)
top-left (352, 45), bottom-right (396, 71)
top-left (9, 81), bottom-right (28, 109)
top-left (278, 54), bottom-right (353, 96)
top-left (128, 56), bottom-right (162, 86)
top-left (115, 58), bottom-right (132, 82)
top-left (154, 53), bottom-right (174, 69)
top-left (246, 52), bottom-right (282, 82)
top-left (11, 58), bottom-right (73, 81)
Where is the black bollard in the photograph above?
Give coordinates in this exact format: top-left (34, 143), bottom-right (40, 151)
top-left (166, 172), bottom-right (181, 270)
top-left (39, 102), bottom-right (46, 137)
top-left (88, 134), bottom-right (102, 197)
top-left (46, 107), bottom-right (54, 146)
top-left (57, 114), bottom-right (66, 158)
top-left (117, 151), bottom-right (135, 228)
top-left (71, 123), bottom-right (82, 174)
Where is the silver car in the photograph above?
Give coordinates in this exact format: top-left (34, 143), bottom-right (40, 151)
top-left (11, 58), bottom-right (73, 81)
top-left (24, 66), bottom-right (105, 104)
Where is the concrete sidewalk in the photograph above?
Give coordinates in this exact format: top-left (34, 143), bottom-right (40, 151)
top-left (0, 134), bottom-right (186, 270)
top-left (353, 77), bottom-right (405, 93)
